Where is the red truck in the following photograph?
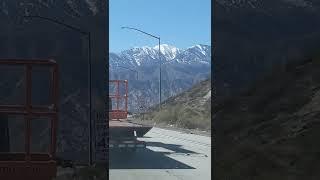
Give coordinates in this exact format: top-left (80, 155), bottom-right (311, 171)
top-left (95, 79), bottom-right (153, 162)
top-left (107, 80), bottom-right (152, 154)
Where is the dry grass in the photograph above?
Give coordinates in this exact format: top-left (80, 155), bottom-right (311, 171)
top-left (140, 79), bottom-right (211, 131)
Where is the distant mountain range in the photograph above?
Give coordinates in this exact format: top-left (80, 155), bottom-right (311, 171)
top-left (109, 44), bottom-right (212, 112)
top-left (110, 44), bottom-right (211, 68)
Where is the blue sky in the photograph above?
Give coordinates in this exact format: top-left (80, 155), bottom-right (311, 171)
top-left (109, 0), bottom-right (211, 53)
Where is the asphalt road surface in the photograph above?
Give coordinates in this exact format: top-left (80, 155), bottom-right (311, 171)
top-left (109, 127), bottom-right (211, 180)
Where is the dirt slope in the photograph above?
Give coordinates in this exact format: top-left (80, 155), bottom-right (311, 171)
top-left (137, 79), bottom-right (211, 132)
top-left (214, 58), bottom-right (320, 179)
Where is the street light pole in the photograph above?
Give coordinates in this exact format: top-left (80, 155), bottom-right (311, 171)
top-left (121, 26), bottom-right (161, 112)
top-left (158, 37), bottom-right (161, 112)
top-left (22, 15), bottom-right (93, 166)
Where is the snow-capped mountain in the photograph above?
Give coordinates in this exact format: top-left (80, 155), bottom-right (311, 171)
top-left (110, 44), bottom-right (211, 69)
top-left (153, 44), bottom-right (181, 60)
top-left (109, 44), bottom-right (211, 112)
top-left (175, 45), bottom-right (211, 64)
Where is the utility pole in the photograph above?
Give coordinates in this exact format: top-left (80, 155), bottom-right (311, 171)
top-left (121, 26), bottom-right (162, 112)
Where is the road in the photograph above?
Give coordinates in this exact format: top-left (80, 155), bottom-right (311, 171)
top-left (109, 127), bottom-right (211, 180)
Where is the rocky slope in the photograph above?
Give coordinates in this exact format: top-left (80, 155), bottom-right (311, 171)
top-left (213, 58), bottom-right (320, 179)
top-left (136, 78), bottom-right (211, 131)
top-left (109, 44), bottom-right (211, 111)
top-left (214, 0), bottom-right (320, 102)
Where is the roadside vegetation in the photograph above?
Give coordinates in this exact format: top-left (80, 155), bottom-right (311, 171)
top-left (135, 78), bottom-right (211, 132)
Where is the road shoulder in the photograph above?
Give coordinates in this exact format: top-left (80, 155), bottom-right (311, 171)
top-left (128, 117), bottom-right (211, 137)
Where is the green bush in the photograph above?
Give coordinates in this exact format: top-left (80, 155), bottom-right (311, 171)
top-left (174, 108), bottom-right (210, 130)
top-left (153, 106), bottom-right (179, 124)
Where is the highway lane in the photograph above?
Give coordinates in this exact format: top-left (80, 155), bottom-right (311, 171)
top-left (109, 127), bottom-right (211, 180)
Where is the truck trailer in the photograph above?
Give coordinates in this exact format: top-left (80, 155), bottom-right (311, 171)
top-left (107, 80), bottom-right (152, 154)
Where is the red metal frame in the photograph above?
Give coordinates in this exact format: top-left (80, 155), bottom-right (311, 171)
top-left (0, 59), bottom-right (58, 180)
top-left (109, 80), bottom-right (128, 120)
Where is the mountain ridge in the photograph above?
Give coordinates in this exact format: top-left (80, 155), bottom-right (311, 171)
top-left (110, 44), bottom-right (211, 68)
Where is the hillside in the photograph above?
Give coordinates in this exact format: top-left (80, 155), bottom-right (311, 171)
top-left (214, 0), bottom-right (320, 102)
top-left (133, 78), bottom-right (211, 132)
top-left (214, 57), bottom-right (320, 179)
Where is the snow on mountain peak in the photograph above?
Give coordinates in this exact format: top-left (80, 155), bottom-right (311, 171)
top-left (153, 44), bottom-right (180, 60)
top-left (196, 44), bottom-right (202, 49)
top-left (111, 44), bottom-right (211, 68)
top-left (188, 44), bottom-right (208, 56)
top-left (196, 45), bottom-right (206, 55)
